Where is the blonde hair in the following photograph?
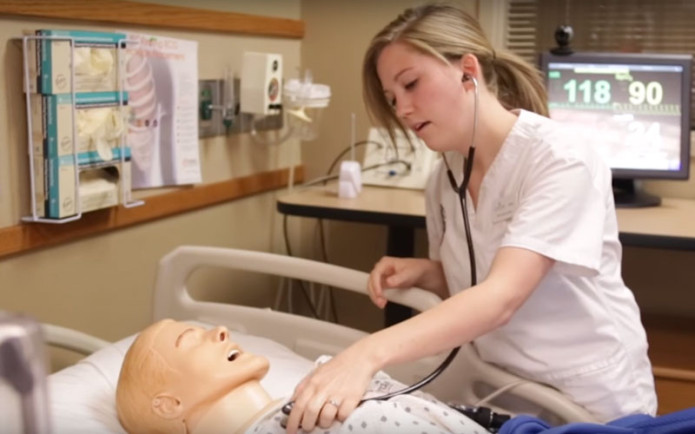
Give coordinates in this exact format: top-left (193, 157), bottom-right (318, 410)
top-left (116, 320), bottom-right (184, 434)
top-left (362, 3), bottom-right (548, 139)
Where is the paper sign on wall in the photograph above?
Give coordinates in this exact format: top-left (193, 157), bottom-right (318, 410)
top-left (124, 32), bottom-right (201, 188)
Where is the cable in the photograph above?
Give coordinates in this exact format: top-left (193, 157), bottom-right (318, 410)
top-left (474, 380), bottom-right (529, 407)
top-left (362, 160), bottom-right (412, 174)
top-left (280, 142), bottom-right (383, 322)
top-left (300, 160), bottom-right (412, 188)
top-left (325, 140), bottom-right (383, 176)
top-left (317, 219), bottom-right (339, 323)
top-left (448, 404), bottom-right (511, 433)
top-left (299, 140), bottom-right (399, 323)
top-left (282, 214), bottom-right (320, 319)
top-left (314, 140), bottom-right (406, 322)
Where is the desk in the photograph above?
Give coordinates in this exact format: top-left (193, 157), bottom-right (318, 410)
top-left (616, 197), bottom-right (695, 250)
top-left (277, 186), bottom-right (695, 251)
top-left (277, 185), bottom-right (426, 258)
top-left (277, 185), bottom-right (425, 228)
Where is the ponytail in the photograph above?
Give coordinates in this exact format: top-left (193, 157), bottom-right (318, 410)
top-left (485, 50), bottom-right (548, 116)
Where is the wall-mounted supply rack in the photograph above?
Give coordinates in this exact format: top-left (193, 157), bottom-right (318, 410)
top-left (19, 32), bottom-right (143, 224)
top-left (0, 1), bottom-right (306, 259)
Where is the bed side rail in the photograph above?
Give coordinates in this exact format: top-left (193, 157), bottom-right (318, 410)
top-left (153, 245), bottom-right (442, 320)
top-left (152, 245), bottom-right (598, 425)
top-left (41, 323), bottom-right (111, 356)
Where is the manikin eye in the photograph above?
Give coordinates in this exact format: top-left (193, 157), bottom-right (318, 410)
top-left (227, 349), bottom-right (240, 361)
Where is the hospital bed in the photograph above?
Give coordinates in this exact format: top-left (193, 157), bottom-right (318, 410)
top-left (35, 245), bottom-right (596, 432)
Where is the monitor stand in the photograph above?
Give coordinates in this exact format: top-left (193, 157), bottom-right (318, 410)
top-left (612, 178), bottom-right (661, 208)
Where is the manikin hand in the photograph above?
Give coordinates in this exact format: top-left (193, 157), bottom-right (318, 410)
top-left (368, 256), bottom-right (447, 308)
top-left (284, 342), bottom-right (375, 433)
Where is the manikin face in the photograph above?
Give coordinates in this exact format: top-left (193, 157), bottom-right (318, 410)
top-left (150, 320), bottom-right (270, 405)
top-left (377, 41), bottom-right (472, 152)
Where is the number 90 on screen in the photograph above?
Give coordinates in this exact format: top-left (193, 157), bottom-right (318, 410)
top-left (562, 79), bottom-right (664, 105)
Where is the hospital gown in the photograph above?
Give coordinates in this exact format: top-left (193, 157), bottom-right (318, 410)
top-left (248, 357), bottom-right (489, 434)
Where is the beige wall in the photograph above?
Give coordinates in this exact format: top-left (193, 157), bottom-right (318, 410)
top-left (0, 1), bottom-right (304, 343)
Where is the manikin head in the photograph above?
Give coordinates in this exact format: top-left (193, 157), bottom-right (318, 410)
top-left (116, 319), bottom-right (270, 434)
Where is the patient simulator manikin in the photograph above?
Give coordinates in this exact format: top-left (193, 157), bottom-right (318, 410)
top-left (116, 319), bottom-right (489, 434)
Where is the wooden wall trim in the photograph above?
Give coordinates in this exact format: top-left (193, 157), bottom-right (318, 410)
top-left (0, 165), bottom-right (304, 259)
top-left (0, 0), bottom-right (304, 39)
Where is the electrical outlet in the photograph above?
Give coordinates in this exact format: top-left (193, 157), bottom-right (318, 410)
top-left (198, 78), bottom-right (283, 138)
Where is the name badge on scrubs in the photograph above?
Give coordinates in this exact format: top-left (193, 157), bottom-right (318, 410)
top-left (493, 196), bottom-right (516, 223)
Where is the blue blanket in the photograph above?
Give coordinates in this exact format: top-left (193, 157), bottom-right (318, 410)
top-left (500, 407), bottom-right (695, 434)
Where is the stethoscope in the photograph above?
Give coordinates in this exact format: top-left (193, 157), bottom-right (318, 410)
top-left (442, 73), bottom-right (479, 287)
top-left (281, 74), bottom-right (480, 423)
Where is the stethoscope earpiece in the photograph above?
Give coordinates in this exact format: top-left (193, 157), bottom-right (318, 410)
top-left (462, 74), bottom-right (479, 90)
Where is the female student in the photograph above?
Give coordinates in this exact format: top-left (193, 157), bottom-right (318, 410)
top-left (285, 3), bottom-right (656, 433)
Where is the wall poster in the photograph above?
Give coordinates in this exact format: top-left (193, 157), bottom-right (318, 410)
top-left (124, 32), bottom-right (201, 188)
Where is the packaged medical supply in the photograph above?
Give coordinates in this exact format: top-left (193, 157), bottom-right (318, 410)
top-left (27, 29), bottom-right (126, 94)
top-left (30, 91), bottom-right (130, 165)
top-left (33, 156), bottom-right (132, 219)
top-left (78, 166), bottom-right (122, 214)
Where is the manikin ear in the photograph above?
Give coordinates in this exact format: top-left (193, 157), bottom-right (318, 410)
top-left (152, 393), bottom-right (184, 419)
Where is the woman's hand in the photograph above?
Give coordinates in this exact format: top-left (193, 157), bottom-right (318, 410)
top-left (368, 257), bottom-right (447, 308)
top-left (284, 343), bottom-right (377, 433)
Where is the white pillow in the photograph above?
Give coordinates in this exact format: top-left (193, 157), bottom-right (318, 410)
top-left (48, 322), bottom-right (315, 434)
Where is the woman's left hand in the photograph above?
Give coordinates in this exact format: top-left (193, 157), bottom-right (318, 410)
top-left (284, 343), bottom-right (377, 433)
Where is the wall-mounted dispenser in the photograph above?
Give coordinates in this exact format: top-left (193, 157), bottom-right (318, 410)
top-left (240, 52), bottom-right (283, 116)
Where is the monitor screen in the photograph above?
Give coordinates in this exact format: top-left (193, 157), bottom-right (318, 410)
top-left (539, 52), bottom-right (692, 207)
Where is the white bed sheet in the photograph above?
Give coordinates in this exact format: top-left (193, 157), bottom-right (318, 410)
top-left (48, 321), bottom-right (315, 434)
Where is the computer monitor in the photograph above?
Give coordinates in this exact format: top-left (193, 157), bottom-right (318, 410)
top-left (539, 52), bottom-right (692, 207)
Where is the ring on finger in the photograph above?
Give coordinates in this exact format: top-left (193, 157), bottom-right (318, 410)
top-left (326, 398), bottom-right (341, 407)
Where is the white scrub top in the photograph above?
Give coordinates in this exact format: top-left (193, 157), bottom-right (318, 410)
top-left (425, 110), bottom-right (656, 421)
